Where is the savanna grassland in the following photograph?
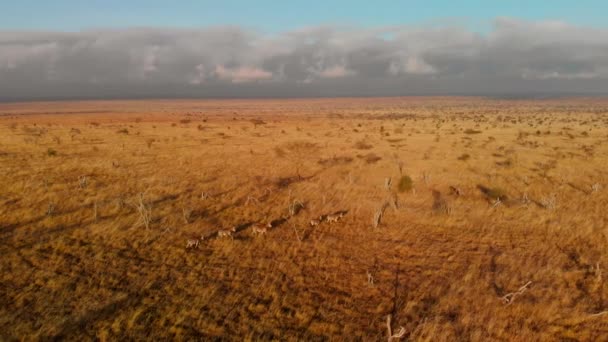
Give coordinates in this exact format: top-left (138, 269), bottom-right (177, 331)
top-left (2, 97), bottom-right (608, 341)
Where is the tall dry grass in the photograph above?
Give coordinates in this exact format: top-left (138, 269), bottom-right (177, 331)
top-left (1, 97), bottom-right (608, 340)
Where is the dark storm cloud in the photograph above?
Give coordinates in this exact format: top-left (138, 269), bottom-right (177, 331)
top-left (1, 19), bottom-right (608, 100)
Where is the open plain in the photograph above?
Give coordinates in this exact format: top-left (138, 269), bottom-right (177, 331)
top-left (1, 97), bottom-right (608, 340)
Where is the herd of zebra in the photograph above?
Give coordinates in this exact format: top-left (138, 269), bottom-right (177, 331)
top-left (185, 212), bottom-right (346, 249)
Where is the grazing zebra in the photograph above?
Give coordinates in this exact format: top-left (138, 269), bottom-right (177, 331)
top-left (309, 216), bottom-right (323, 227)
top-left (186, 239), bottom-right (200, 249)
top-left (252, 222), bottom-right (272, 235)
top-left (325, 212), bottom-right (344, 223)
top-left (218, 227), bottom-right (237, 240)
top-left (367, 270), bottom-right (375, 285)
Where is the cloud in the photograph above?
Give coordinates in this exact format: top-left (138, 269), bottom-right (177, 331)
top-left (215, 65), bottom-right (273, 83)
top-left (189, 64), bottom-right (206, 85)
top-left (1, 19), bottom-right (608, 99)
top-left (317, 65), bottom-right (356, 78)
top-left (389, 56), bottom-right (436, 75)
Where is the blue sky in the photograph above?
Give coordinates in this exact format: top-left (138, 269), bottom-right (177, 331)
top-left (2, 0), bottom-right (607, 32)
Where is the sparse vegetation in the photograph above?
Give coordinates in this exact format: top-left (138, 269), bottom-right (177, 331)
top-left (2, 98), bottom-right (608, 340)
top-left (354, 140), bottom-right (373, 149)
top-left (251, 118), bottom-right (266, 127)
top-left (457, 153), bottom-right (470, 161)
top-left (318, 155), bottom-right (353, 166)
top-left (362, 152), bottom-right (382, 164)
top-left (397, 175), bottom-right (413, 192)
top-left (277, 140), bottom-right (319, 178)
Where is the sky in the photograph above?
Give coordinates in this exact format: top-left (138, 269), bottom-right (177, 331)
top-left (1, 1), bottom-right (608, 99)
top-left (3, 0), bottom-right (608, 32)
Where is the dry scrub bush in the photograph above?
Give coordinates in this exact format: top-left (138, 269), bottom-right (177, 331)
top-left (372, 200), bottom-right (392, 228)
top-left (397, 175), bottom-right (413, 193)
top-left (457, 153), bottom-right (470, 161)
top-left (363, 153), bottom-right (382, 164)
top-left (386, 315), bottom-right (406, 341)
top-left (276, 140), bottom-right (320, 178)
top-left (131, 192), bottom-right (152, 230)
top-left (354, 140), bottom-right (373, 150)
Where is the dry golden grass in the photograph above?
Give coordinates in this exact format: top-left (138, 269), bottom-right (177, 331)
top-left (2, 97), bottom-right (608, 340)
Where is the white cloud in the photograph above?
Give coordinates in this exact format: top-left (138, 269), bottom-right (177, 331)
top-left (1, 19), bottom-right (608, 99)
top-left (214, 65), bottom-right (273, 83)
top-left (189, 64), bottom-right (206, 85)
top-left (389, 56), bottom-right (436, 75)
top-left (322, 65), bottom-right (355, 78)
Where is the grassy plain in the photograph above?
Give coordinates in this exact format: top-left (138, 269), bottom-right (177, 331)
top-left (1, 97), bottom-right (608, 340)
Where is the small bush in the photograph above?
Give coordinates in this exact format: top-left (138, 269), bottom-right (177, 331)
top-left (363, 153), bottom-right (381, 164)
top-left (116, 128), bottom-right (129, 134)
top-left (251, 118), bottom-right (266, 127)
top-left (397, 175), bottom-right (413, 193)
top-left (457, 153), bottom-right (470, 161)
top-left (276, 176), bottom-right (300, 188)
top-left (496, 159), bottom-right (512, 167)
top-left (464, 129), bottom-right (482, 134)
top-left (318, 155), bottom-right (353, 166)
top-left (46, 148), bottom-right (57, 156)
top-left (284, 141), bottom-right (318, 151)
top-left (274, 147), bottom-right (286, 158)
top-left (354, 140), bottom-right (373, 150)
